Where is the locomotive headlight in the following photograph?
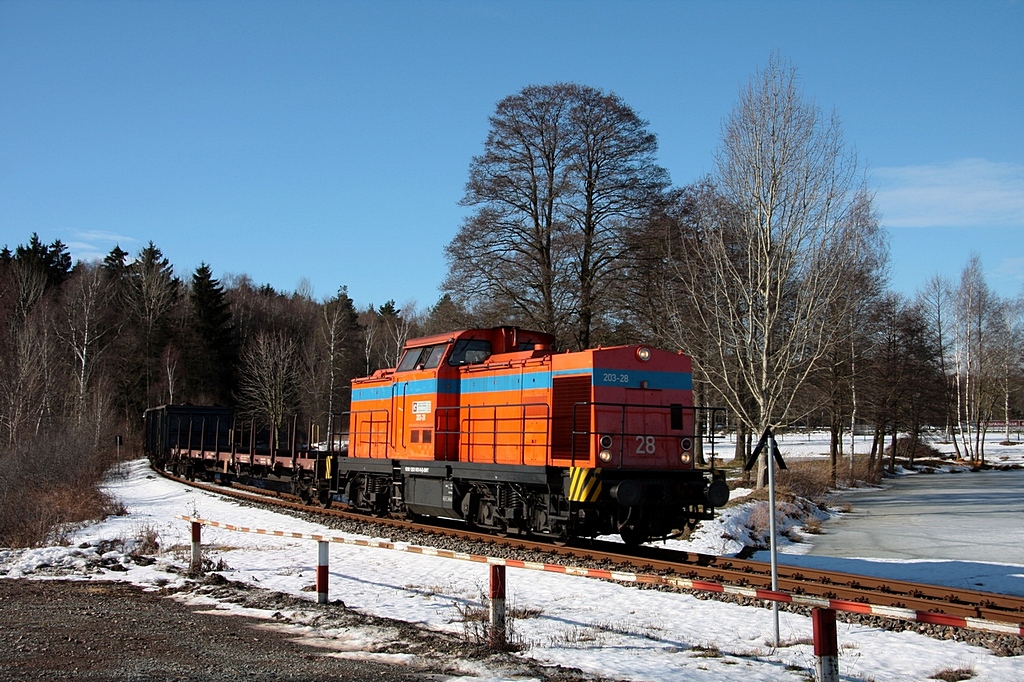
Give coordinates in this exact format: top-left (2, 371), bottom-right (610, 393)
top-left (599, 450), bottom-right (613, 462)
top-left (636, 346), bottom-right (652, 362)
top-left (680, 437), bottom-right (693, 452)
top-left (599, 435), bottom-right (613, 449)
top-left (680, 451), bottom-right (693, 464)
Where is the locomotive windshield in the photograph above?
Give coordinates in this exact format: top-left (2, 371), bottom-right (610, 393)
top-left (396, 344), bottom-right (448, 371)
top-left (448, 338), bottom-right (491, 366)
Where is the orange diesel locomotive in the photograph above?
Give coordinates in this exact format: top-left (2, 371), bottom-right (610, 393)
top-left (335, 326), bottom-right (728, 544)
top-left (145, 326), bottom-right (730, 544)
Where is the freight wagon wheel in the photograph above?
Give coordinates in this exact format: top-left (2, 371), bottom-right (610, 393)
top-left (316, 489), bottom-right (332, 509)
top-left (291, 477), bottom-right (313, 504)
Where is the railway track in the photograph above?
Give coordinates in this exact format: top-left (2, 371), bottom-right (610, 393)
top-left (157, 466), bottom-right (1024, 635)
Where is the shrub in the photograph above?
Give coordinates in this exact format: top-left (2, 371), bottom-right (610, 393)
top-left (0, 425), bottom-right (119, 547)
top-left (887, 437), bottom-right (943, 462)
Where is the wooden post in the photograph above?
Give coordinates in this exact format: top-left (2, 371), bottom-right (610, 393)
top-left (812, 608), bottom-right (839, 682)
top-left (489, 564), bottom-right (506, 648)
top-left (316, 541), bottom-right (329, 605)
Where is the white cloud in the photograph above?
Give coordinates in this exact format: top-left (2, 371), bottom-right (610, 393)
top-left (991, 256), bottom-right (1024, 292)
top-left (67, 231), bottom-right (139, 264)
top-left (874, 158), bottom-right (1024, 228)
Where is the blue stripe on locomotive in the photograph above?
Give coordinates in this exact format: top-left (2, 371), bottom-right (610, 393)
top-left (592, 367), bottom-right (693, 391)
top-left (352, 378), bottom-right (459, 403)
top-left (351, 366), bottom-right (691, 404)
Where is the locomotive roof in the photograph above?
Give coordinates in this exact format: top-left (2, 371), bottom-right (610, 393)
top-left (402, 326), bottom-right (555, 350)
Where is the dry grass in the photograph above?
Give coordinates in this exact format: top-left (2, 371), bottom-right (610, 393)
top-left (452, 593), bottom-right (529, 652)
top-left (131, 524), bottom-right (161, 556)
top-left (929, 667), bottom-right (975, 681)
top-left (689, 643), bottom-right (722, 658)
top-left (725, 455), bottom-right (881, 508)
top-left (800, 518), bottom-right (823, 534)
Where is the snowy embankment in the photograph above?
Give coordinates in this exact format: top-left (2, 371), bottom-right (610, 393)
top-left (3, 446), bottom-right (1024, 681)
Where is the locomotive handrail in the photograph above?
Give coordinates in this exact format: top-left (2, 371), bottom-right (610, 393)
top-left (393, 381), bottom-right (406, 450)
top-left (436, 402), bottom-right (550, 465)
top-left (346, 408), bottom-right (391, 458)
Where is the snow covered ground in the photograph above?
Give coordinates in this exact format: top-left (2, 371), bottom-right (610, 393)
top-left (3, 435), bottom-right (1024, 681)
top-left (737, 427), bottom-right (1024, 467)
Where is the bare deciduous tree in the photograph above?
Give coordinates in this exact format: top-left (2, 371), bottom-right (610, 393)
top-left (918, 274), bottom-right (960, 454)
top-left (237, 330), bottom-right (301, 432)
top-left (677, 56), bottom-right (877, 484)
top-left (0, 316), bottom-right (49, 444)
top-left (445, 82), bottom-right (667, 348)
top-left (56, 264), bottom-right (111, 424)
top-left (991, 295), bottom-right (1024, 443)
top-left (303, 288), bottom-right (360, 437)
top-left (952, 256), bottom-right (999, 462)
top-left (122, 243), bottom-right (179, 405)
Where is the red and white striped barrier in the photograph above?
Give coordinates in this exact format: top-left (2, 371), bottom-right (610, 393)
top-left (178, 516), bottom-right (1024, 639)
top-left (316, 541), bottom-right (329, 605)
top-left (489, 564), bottom-right (506, 647)
top-left (812, 608), bottom-right (839, 682)
top-left (190, 520), bottom-right (202, 572)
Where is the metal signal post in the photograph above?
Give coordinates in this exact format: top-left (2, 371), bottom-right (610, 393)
top-left (744, 426), bottom-right (787, 646)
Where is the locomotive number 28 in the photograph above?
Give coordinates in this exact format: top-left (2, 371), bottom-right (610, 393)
top-left (635, 435), bottom-right (656, 454)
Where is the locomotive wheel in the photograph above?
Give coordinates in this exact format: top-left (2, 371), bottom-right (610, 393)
top-left (618, 523), bottom-right (650, 546)
top-left (618, 508), bottom-right (651, 546)
top-left (346, 478), bottom-right (367, 511)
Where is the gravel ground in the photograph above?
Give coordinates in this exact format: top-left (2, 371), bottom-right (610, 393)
top-left (0, 577), bottom-right (606, 681)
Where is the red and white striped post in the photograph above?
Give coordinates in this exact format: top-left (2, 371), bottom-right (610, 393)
top-left (489, 564), bottom-right (506, 648)
top-left (316, 540), bottom-right (330, 605)
top-left (190, 521), bottom-right (202, 573)
top-left (812, 608), bottom-right (839, 682)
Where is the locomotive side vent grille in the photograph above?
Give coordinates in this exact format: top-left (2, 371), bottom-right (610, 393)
top-left (552, 375), bottom-right (591, 460)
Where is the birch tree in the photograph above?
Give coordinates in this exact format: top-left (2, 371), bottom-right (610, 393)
top-left (990, 296), bottom-right (1023, 444)
top-left (918, 275), bottom-right (960, 454)
top-left (304, 287), bottom-right (360, 437)
top-left (123, 243), bottom-right (179, 406)
top-left (681, 56), bottom-right (876, 484)
top-left (953, 256), bottom-right (998, 462)
top-left (56, 263), bottom-right (111, 424)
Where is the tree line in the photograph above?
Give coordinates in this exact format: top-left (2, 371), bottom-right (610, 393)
top-left (2, 56), bottom-right (1022, 546)
top-left (0, 237), bottom-right (476, 449)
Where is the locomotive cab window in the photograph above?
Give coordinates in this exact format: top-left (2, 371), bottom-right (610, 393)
top-left (448, 339), bottom-right (492, 366)
top-left (397, 344), bottom-right (448, 371)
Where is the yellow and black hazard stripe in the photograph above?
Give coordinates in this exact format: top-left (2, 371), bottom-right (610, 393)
top-left (568, 467), bottom-right (602, 503)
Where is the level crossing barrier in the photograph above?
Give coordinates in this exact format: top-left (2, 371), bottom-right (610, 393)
top-left (179, 515), bottom-right (1023, 682)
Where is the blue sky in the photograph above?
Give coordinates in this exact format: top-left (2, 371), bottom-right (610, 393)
top-left (2, 0), bottom-right (1022, 311)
